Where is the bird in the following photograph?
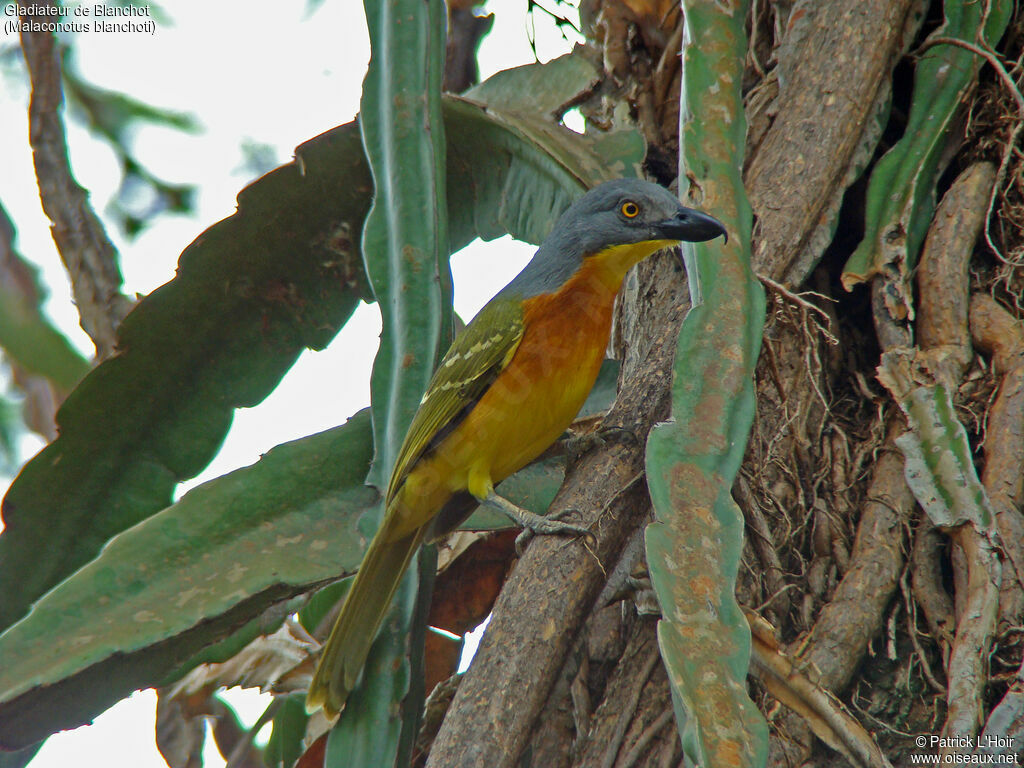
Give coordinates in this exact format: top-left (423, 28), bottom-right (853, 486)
top-left (306, 177), bottom-right (726, 718)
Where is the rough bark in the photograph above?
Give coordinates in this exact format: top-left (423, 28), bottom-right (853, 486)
top-left (745, 0), bottom-right (919, 285)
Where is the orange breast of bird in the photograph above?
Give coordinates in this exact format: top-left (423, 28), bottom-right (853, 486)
top-left (397, 255), bottom-right (624, 517)
top-left (463, 257), bottom-right (621, 487)
top-left (434, 256), bottom-right (622, 501)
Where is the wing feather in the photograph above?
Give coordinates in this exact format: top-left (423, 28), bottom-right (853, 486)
top-left (385, 297), bottom-right (524, 502)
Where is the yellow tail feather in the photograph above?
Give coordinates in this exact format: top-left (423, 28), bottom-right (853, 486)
top-left (306, 519), bottom-right (425, 719)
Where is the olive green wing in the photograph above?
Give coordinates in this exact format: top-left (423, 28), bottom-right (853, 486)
top-left (385, 297), bottom-right (525, 502)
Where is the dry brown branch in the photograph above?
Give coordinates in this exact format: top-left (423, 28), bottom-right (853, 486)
top-left (443, 3), bottom-right (493, 94)
top-left (941, 526), bottom-right (1001, 762)
top-left (18, 0), bottom-right (132, 360)
top-left (416, 673), bottom-right (461, 760)
top-left (917, 162), bottom-right (998, 380)
top-left (426, 447), bottom-right (650, 768)
top-left (758, 273), bottom-right (837, 333)
top-left (970, 294), bottom-right (1024, 626)
top-left (748, 612), bottom-right (893, 768)
top-left (652, 21), bottom-right (683, 108)
top-left (972, 293), bottom-right (1024, 371)
top-left (870, 166), bottom-right (1015, 760)
top-left (798, 418), bottom-right (914, 693)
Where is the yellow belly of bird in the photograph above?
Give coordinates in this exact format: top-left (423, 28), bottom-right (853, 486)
top-left (393, 262), bottom-right (614, 528)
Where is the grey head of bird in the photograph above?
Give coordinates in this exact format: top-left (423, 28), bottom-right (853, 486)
top-left (501, 178), bottom-right (726, 300)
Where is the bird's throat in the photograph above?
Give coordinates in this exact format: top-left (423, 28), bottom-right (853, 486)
top-left (587, 239), bottom-right (678, 286)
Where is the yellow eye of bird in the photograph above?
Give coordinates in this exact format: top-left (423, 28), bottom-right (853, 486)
top-left (621, 201), bottom-right (640, 218)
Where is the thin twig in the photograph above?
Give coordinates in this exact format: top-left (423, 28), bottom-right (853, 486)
top-left (916, 36), bottom-right (1024, 268)
top-left (18, 0), bottom-right (132, 359)
top-left (753, 583), bottom-right (799, 614)
top-left (746, 0), bottom-right (768, 80)
top-left (758, 273), bottom-right (837, 330)
top-left (654, 23), bottom-right (684, 107)
top-left (986, 120), bottom-right (1024, 268)
top-left (849, 682), bottom-right (919, 738)
top-left (900, 564), bottom-right (947, 694)
top-left (922, 37), bottom-right (1024, 115)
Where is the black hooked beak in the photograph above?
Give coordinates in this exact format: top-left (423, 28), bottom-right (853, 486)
top-left (655, 207), bottom-right (728, 244)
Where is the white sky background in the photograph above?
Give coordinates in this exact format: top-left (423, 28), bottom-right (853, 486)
top-left (0, 0), bottom-right (582, 765)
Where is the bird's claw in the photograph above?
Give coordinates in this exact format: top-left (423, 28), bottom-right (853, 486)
top-left (514, 508), bottom-right (595, 556)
